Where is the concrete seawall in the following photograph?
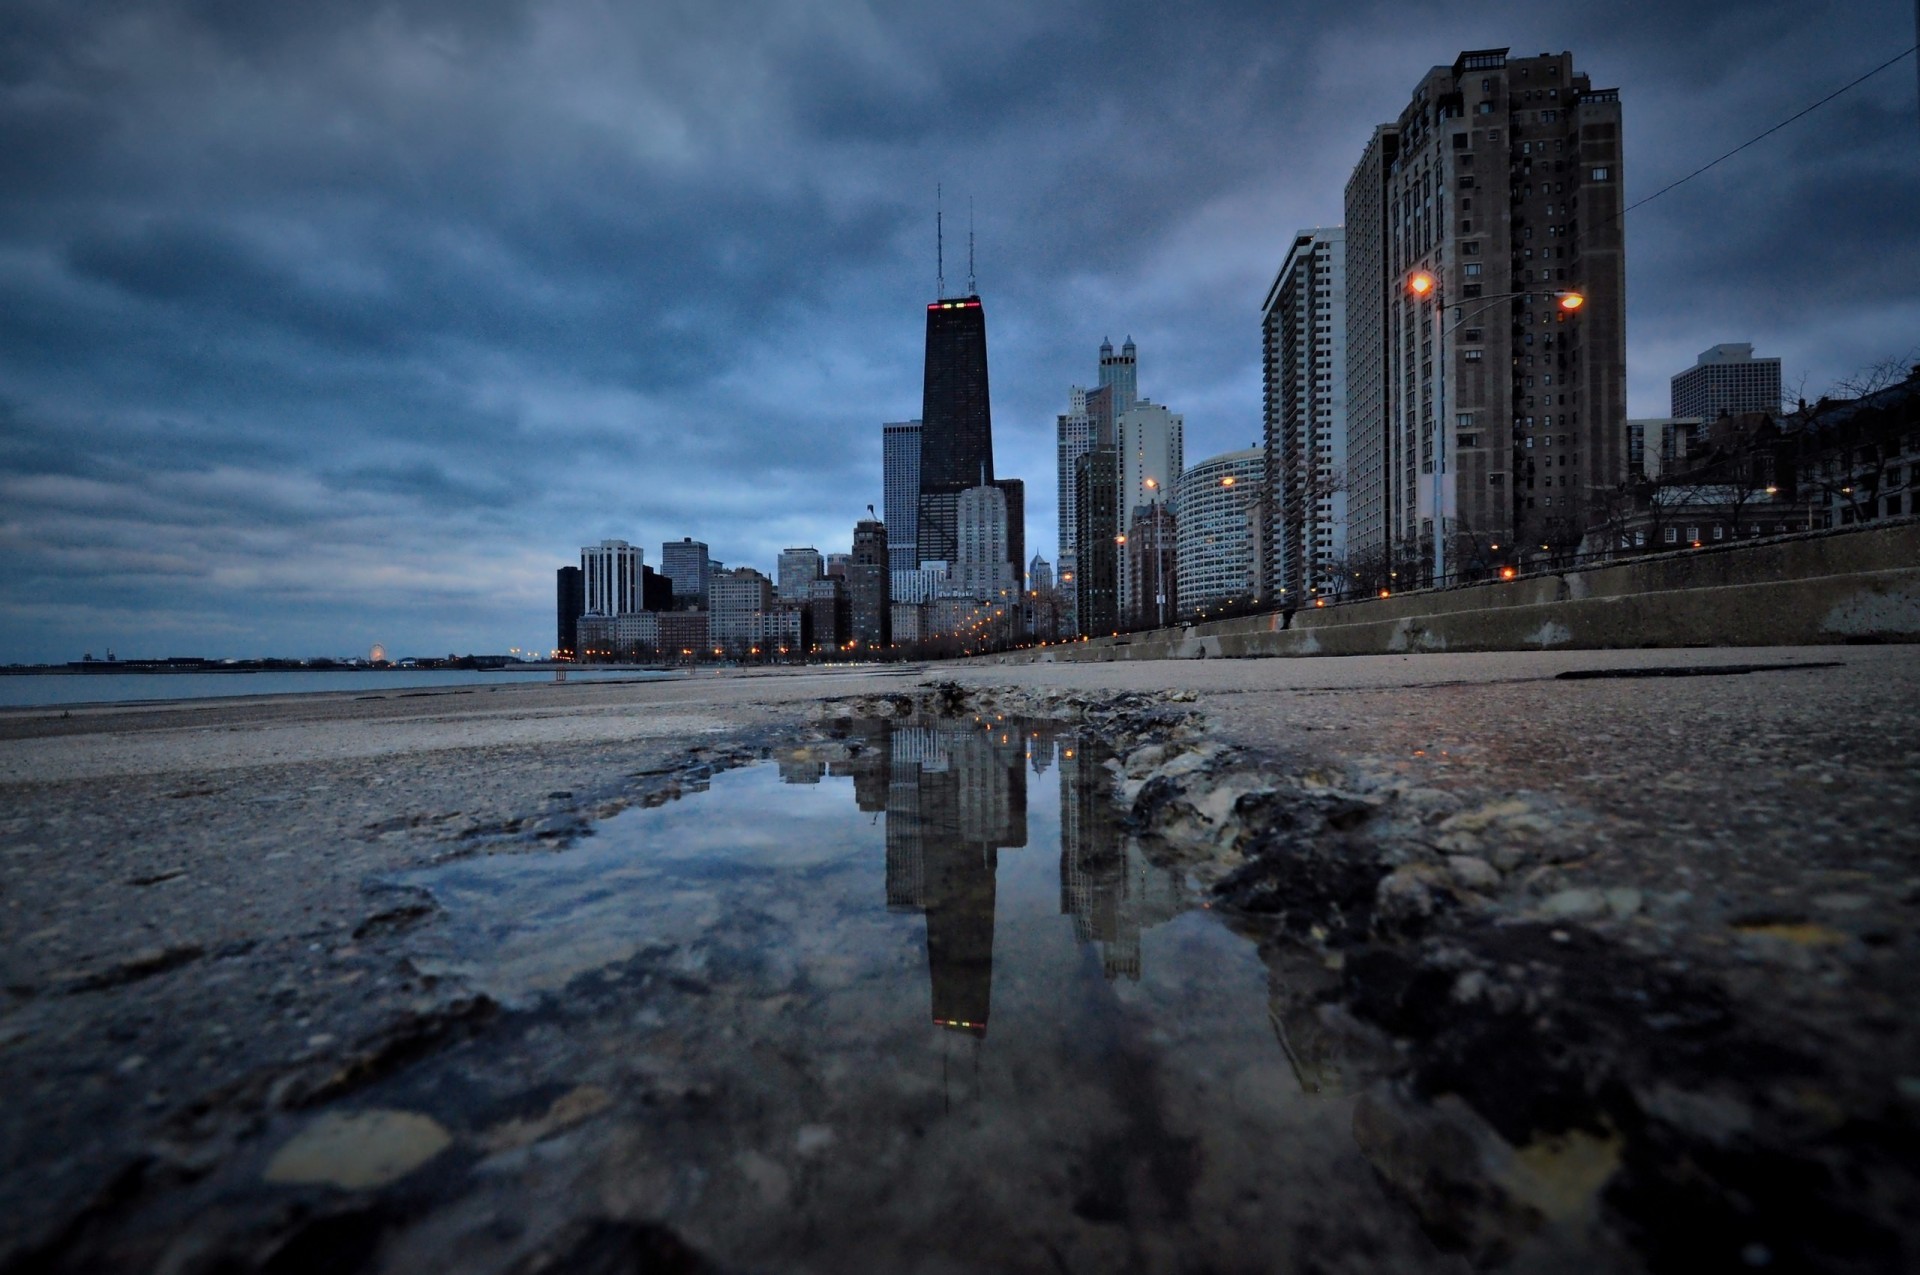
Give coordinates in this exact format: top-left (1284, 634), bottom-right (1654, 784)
top-left (1004, 519), bottom-right (1920, 662)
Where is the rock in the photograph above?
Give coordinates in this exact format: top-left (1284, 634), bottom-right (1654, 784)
top-left (264, 1109), bottom-right (451, 1189)
top-left (1438, 800), bottom-right (1532, 834)
top-left (1538, 889), bottom-right (1608, 921)
top-left (1447, 856), bottom-right (1501, 891)
top-left (1376, 865), bottom-right (1452, 929)
top-left (1603, 888), bottom-right (1644, 919)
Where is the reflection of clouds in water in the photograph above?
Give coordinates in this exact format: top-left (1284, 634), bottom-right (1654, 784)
top-left (399, 766), bottom-right (880, 1004)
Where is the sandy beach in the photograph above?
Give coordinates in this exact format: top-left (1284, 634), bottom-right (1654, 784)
top-left (3, 647), bottom-right (1917, 1272)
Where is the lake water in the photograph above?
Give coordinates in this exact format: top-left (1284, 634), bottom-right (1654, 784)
top-left (0, 667), bottom-right (679, 709)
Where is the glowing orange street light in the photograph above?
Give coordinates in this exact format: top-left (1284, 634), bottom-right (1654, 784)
top-left (1407, 271), bottom-right (1437, 298)
top-left (1500, 567), bottom-right (1518, 580)
top-left (1558, 292), bottom-right (1585, 311)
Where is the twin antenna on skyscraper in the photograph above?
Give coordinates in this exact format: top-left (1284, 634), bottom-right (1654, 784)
top-left (935, 184), bottom-right (976, 299)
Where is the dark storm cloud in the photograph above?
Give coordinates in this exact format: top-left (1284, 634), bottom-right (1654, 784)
top-left (1, 0), bottom-right (1914, 659)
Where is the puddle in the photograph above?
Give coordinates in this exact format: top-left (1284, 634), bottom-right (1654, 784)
top-left (167, 721), bottom-right (1452, 1270)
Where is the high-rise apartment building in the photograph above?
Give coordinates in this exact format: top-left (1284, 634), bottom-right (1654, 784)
top-left (580, 539), bottom-right (643, 616)
top-left (883, 420), bottom-right (923, 572)
top-left (1671, 344), bottom-right (1782, 421)
top-left (1175, 448), bottom-right (1265, 616)
top-left (776, 547), bottom-right (824, 601)
top-left (1116, 401), bottom-right (1182, 617)
top-left (1264, 228), bottom-right (1349, 601)
top-left (1073, 450), bottom-right (1119, 636)
top-left (849, 519), bottom-right (891, 648)
top-left (555, 566), bottom-right (583, 658)
top-left (1345, 48), bottom-right (1625, 582)
top-left (917, 295), bottom-right (994, 568)
top-left (1343, 125), bottom-right (1400, 573)
top-left (1028, 555), bottom-right (1053, 593)
top-left (659, 538), bottom-right (710, 609)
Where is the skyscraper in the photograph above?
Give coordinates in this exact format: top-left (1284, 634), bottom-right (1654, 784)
top-left (1343, 125), bottom-right (1400, 574)
top-left (1074, 450), bottom-right (1119, 636)
top-left (580, 540), bottom-right (643, 616)
top-left (955, 484), bottom-right (1014, 600)
top-left (1099, 336), bottom-right (1138, 417)
top-left (993, 477), bottom-right (1025, 594)
top-left (917, 295), bottom-right (994, 568)
top-left (659, 538), bottom-right (710, 609)
top-left (849, 519), bottom-right (891, 648)
top-left (1264, 227), bottom-right (1349, 602)
top-left (1176, 448), bottom-right (1265, 616)
top-left (882, 420), bottom-right (923, 573)
top-left (1055, 387), bottom-right (1094, 608)
top-left (555, 566), bottom-right (583, 659)
top-left (776, 547), bottom-right (824, 601)
top-left (1115, 401), bottom-right (1182, 618)
top-left (1345, 48), bottom-right (1625, 581)
top-left (1671, 344), bottom-right (1783, 421)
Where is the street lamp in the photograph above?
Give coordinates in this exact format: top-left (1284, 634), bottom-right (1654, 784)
top-left (1406, 271), bottom-right (1586, 586)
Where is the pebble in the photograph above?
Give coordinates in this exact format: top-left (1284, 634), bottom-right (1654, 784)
top-left (1539, 888), bottom-right (1608, 921)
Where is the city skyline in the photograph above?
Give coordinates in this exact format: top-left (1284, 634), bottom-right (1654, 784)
top-left (2, 2), bottom-right (1915, 661)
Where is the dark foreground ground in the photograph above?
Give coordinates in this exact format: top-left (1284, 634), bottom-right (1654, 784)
top-left (0, 647), bottom-right (1916, 1273)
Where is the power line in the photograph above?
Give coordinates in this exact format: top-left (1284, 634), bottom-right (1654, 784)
top-left (1615, 42), bottom-right (1919, 223)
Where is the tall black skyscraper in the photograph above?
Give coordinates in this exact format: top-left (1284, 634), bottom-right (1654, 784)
top-left (916, 296), bottom-right (993, 568)
top-left (555, 566), bottom-right (583, 658)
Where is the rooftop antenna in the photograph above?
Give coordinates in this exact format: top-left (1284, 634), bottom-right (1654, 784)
top-left (967, 197), bottom-right (977, 295)
top-left (867, 503), bottom-right (877, 520)
top-left (936, 184), bottom-right (945, 299)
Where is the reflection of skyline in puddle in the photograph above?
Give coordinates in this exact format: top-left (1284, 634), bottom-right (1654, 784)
top-left (341, 722), bottom-right (1451, 1271)
top-left (786, 719), bottom-right (1182, 1037)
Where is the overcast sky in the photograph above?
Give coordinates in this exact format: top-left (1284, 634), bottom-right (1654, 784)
top-left (2, 0), bottom-right (1915, 661)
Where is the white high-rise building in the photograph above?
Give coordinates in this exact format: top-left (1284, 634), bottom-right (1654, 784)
top-left (710, 567), bottom-right (775, 651)
top-left (1263, 227), bottom-right (1349, 602)
top-left (1671, 344), bottom-right (1782, 421)
top-left (1175, 449), bottom-right (1265, 616)
top-left (955, 484), bottom-right (1014, 600)
top-left (581, 539), bottom-right (643, 616)
top-left (1116, 400), bottom-right (1183, 616)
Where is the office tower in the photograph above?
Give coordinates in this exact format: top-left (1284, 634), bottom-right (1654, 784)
top-left (1099, 336), bottom-right (1138, 417)
top-left (776, 547), bottom-right (824, 601)
top-left (993, 477), bottom-right (1025, 593)
top-left (1344, 125), bottom-right (1400, 574)
top-left (1029, 555), bottom-right (1053, 593)
top-left (1115, 401), bottom-right (1183, 617)
top-left (1175, 449), bottom-right (1265, 615)
top-left (580, 539), bottom-right (643, 616)
top-left (1345, 48), bottom-right (1625, 582)
top-left (849, 519), bottom-right (891, 647)
top-left (955, 484), bottom-right (1014, 600)
top-left (1073, 450), bottom-right (1119, 636)
top-left (555, 566), bottom-right (583, 658)
top-left (1671, 344), bottom-right (1783, 421)
top-left (1056, 387), bottom-right (1094, 611)
top-left (710, 567), bottom-right (774, 653)
top-left (826, 552), bottom-right (852, 579)
top-left (658, 538), bottom-right (710, 609)
top-left (883, 420), bottom-right (923, 573)
top-left (1264, 228), bottom-right (1349, 602)
top-left (916, 294), bottom-right (994, 568)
